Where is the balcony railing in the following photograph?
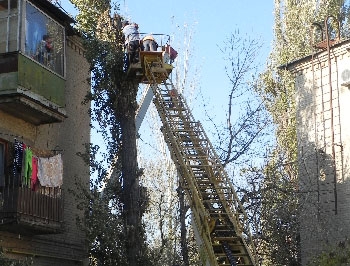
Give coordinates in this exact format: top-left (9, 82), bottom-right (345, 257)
top-left (0, 52), bottom-right (66, 125)
top-left (0, 186), bottom-right (63, 235)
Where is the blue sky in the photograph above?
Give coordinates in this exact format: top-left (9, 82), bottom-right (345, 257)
top-left (61, 0), bottom-right (275, 157)
top-left (62, 0), bottom-right (274, 106)
top-left (123, 1), bottom-right (273, 126)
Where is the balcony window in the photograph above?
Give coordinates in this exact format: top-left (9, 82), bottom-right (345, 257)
top-left (0, 0), bottom-right (18, 53)
top-left (0, 1), bottom-right (70, 124)
top-left (25, 2), bottom-right (65, 76)
top-left (0, 1), bottom-right (65, 76)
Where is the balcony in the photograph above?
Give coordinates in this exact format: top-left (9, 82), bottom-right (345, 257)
top-left (0, 52), bottom-right (66, 125)
top-left (0, 186), bottom-right (63, 235)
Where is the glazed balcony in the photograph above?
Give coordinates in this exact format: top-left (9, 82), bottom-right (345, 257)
top-left (0, 186), bottom-right (63, 235)
top-left (0, 0), bottom-right (72, 125)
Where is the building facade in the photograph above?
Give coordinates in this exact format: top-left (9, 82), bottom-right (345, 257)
top-left (287, 39), bottom-right (350, 264)
top-left (0, 0), bottom-right (90, 265)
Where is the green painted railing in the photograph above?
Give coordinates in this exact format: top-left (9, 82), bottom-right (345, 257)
top-left (17, 53), bottom-right (65, 107)
top-left (0, 53), bottom-right (65, 107)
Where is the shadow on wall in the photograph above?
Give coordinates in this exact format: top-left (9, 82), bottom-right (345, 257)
top-left (297, 130), bottom-right (350, 263)
top-left (295, 69), bottom-right (350, 263)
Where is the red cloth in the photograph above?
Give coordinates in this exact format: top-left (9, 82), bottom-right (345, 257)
top-left (31, 156), bottom-right (38, 191)
top-left (165, 45), bottom-right (178, 60)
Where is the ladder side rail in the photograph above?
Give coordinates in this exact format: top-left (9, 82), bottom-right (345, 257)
top-left (142, 58), bottom-right (217, 264)
top-left (186, 119), bottom-right (250, 225)
top-left (180, 121), bottom-right (256, 264)
top-left (158, 85), bottom-right (249, 221)
top-left (188, 119), bottom-right (258, 263)
top-left (158, 99), bottom-right (219, 266)
top-left (158, 87), bottom-right (242, 210)
top-left (153, 83), bottom-right (213, 228)
top-left (154, 91), bottom-right (217, 213)
top-left (155, 86), bottom-right (256, 265)
top-left (151, 85), bottom-right (223, 265)
top-left (179, 167), bottom-right (219, 266)
top-left (156, 89), bottom-right (216, 223)
top-left (206, 157), bottom-right (258, 262)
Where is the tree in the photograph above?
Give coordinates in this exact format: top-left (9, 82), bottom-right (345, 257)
top-left (248, 0), bottom-right (350, 265)
top-left (69, 1), bottom-right (149, 264)
top-left (206, 1), bottom-right (342, 264)
top-left (199, 28), bottom-right (273, 262)
top-left (215, 31), bottom-right (271, 168)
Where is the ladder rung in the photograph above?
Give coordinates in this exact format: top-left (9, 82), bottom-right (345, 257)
top-left (151, 67), bottom-right (167, 73)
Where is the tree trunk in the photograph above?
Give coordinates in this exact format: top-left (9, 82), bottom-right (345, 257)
top-left (119, 82), bottom-right (142, 265)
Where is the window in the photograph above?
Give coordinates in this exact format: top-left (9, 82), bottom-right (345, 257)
top-left (0, 0), bottom-right (19, 53)
top-left (25, 2), bottom-right (65, 76)
top-left (0, 1), bottom-right (66, 76)
top-left (0, 0), bottom-right (17, 10)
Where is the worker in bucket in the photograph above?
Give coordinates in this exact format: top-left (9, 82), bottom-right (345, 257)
top-left (142, 35), bottom-right (158, 51)
top-left (122, 20), bottom-right (140, 65)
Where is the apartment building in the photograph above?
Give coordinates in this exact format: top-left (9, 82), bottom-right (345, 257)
top-left (0, 0), bottom-right (90, 265)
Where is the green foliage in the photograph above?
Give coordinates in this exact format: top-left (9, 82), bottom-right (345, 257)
top-left (70, 0), bottom-right (111, 36)
top-left (308, 240), bottom-right (350, 266)
top-left (74, 177), bottom-right (127, 265)
top-left (69, 0), bottom-right (149, 265)
top-left (272, 0), bottom-right (350, 66)
top-left (256, 68), bottom-right (297, 162)
top-left (260, 151), bottom-right (300, 266)
top-left (0, 259), bottom-right (33, 266)
top-left (70, 0), bottom-right (130, 153)
top-left (74, 144), bottom-right (153, 265)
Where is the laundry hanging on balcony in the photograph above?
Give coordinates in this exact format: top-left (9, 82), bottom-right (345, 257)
top-left (22, 146), bottom-right (33, 188)
top-left (13, 139), bottom-right (25, 178)
top-left (21, 146), bottom-right (40, 191)
top-left (37, 154), bottom-right (63, 187)
top-left (11, 139), bottom-right (63, 189)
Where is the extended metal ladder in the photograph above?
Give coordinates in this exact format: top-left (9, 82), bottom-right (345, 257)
top-left (140, 52), bottom-right (257, 266)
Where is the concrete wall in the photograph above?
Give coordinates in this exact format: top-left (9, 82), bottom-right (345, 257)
top-left (0, 35), bottom-right (90, 265)
top-left (289, 40), bottom-right (350, 265)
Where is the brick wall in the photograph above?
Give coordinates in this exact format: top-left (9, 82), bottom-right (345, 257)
top-left (289, 40), bottom-right (350, 265)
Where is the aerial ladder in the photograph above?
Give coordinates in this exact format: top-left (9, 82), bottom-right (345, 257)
top-left (127, 37), bottom-right (257, 266)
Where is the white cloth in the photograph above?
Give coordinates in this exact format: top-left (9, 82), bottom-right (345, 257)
top-left (38, 154), bottom-right (63, 187)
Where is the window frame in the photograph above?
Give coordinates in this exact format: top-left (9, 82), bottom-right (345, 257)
top-left (0, 0), bottom-right (20, 53)
top-left (23, 0), bottom-right (66, 77)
